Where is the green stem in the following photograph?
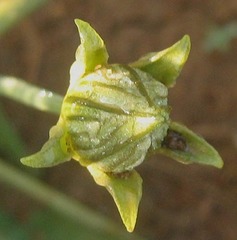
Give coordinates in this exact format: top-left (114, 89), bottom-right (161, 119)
top-left (0, 0), bottom-right (48, 35)
top-left (0, 159), bottom-right (146, 240)
top-left (0, 75), bottom-right (63, 115)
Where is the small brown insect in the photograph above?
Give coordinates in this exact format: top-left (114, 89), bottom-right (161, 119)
top-left (162, 129), bottom-right (187, 151)
top-left (109, 170), bottom-right (132, 180)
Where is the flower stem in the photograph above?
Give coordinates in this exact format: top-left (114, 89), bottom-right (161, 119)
top-left (0, 75), bottom-right (63, 115)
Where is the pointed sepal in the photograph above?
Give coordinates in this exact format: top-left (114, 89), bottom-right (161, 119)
top-left (73, 19), bottom-right (109, 75)
top-left (157, 121), bottom-right (223, 168)
top-left (130, 35), bottom-right (191, 87)
top-left (87, 166), bottom-right (142, 232)
top-left (21, 124), bottom-right (71, 168)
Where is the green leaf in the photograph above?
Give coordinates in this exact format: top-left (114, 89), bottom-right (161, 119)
top-left (87, 166), bottom-right (142, 232)
top-left (73, 19), bottom-right (109, 75)
top-left (21, 123), bottom-right (71, 168)
top-left (130, 35), bottom-right (191, 87)
top-left (157, 122), bottom-right (223, 168)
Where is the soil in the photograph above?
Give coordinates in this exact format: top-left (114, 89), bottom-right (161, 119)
top-left (0, 0), bottom-right (237, 239)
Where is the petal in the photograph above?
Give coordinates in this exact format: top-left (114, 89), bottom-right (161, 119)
top-left (130, 35), bottom-right (191, 87)
top-left (157, 121), bottom-right (223, 168)
top-left (87, 166), bottom-right (142, 232)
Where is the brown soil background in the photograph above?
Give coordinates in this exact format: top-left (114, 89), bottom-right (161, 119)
top-left (0, 0), bottom-right (237, 239)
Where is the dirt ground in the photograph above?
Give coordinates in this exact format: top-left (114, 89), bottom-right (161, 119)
top-left (0, 0), bottom-right (237, 239)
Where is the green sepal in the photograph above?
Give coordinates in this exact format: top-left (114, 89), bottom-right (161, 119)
top-left (130, 35), bottom-right (191, 87)
top-left (157, 121), bottom-right (223, 168)
top-left (87, 166), bottom-right (142, 232)
top-left (20, 124), bottom-right (71, 168)
top-left (73, 19), bottom-right (109, 75)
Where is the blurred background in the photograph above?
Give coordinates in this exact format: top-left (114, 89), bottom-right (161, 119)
top-left (0, 0), bottom-right (237, 239)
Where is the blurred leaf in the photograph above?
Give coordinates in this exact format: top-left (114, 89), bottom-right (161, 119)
top-left (0, 209), bottom-right (29, 240)
top-left (0, 0), bottom-right (48, 35)
top-left (0, 207), bottom-right (124, 240)
top-left (27, 209), bottom-right (122, 240)
top-left (204, 21), bottom-right (237, 53)
top-left (0, 103), bottom-right (26, 160)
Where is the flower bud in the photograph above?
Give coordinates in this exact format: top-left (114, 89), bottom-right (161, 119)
top-left (61, 64), bottom-right (170, 173)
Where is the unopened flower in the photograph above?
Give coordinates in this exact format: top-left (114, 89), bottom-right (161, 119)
top-left (21, 19), bottom-right (223, 232)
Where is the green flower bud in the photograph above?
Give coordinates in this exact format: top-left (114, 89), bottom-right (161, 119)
top-left (62, 64), bottom-right (170, 173)
top-left (21, 19), bottom-right (223, 232)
